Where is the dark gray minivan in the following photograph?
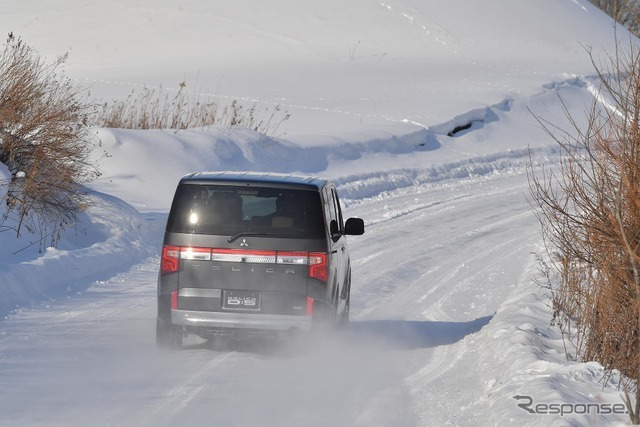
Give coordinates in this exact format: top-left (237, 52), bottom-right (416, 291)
top-left (156, 171), bottom-right (364, 347)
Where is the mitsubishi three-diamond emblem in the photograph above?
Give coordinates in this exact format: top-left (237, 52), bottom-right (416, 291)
top-left (240, 238), bottom-right (249, 247)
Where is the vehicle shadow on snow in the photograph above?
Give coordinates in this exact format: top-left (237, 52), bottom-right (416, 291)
top-left (347, 315), bottom-right (493, 350)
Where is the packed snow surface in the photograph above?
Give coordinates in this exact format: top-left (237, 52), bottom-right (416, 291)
top-left (0, 0), bottom-right (635, 425)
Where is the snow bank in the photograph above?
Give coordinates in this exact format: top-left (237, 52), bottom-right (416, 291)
top-left (0, 191), bottom-right (163, 318)
top-left (470, 250), bottom-right (627, 425)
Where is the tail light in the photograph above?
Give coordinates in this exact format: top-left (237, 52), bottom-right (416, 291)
top-left (276, 251), bottom-right (328, 283)
top-left (308, 252), bottom-right (327, 282)
top-left (161, 246), bottom-right (180, 274)
top-left (161, 246), bottom-right (328, 283)
top-left (170, 290), bottom-right (179, 309)
top-left (306, 297), bottom-right (314, 316)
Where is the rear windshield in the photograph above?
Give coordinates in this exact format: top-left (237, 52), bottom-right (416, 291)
top-left (166, 184), bottom-right (325, 239)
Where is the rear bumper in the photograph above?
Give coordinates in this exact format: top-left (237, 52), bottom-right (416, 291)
top-left (171, 309), bottom-right (313, 332)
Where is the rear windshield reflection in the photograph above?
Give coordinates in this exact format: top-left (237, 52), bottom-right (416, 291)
top-left (166, 184), bottom-right (325, 239)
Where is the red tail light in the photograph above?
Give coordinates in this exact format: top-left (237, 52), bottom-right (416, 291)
top-left (171, 290), bottom-right (179, 309)
top-left (308, 252), bottom-right (327, 282)
top-left (306, 297), bottom-right (314, 315)
top-left (161, 246), bottom-right (328, 283)
top-left (161, 245), bottom-right (180, 274)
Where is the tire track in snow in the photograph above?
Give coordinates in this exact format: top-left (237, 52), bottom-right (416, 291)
top-left (336, 145), bottom-right (559, 204)
top-left (349, 167), bottom-right (537, 319)
top-left (134, 352), bottom-right (237, 427)
top-left (0, 258), bottom-right (160, 426)
top-left (345, 163), bottom-right (541, 424)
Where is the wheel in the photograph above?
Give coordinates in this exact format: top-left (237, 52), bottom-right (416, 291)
top-left (311, 300), bottom-right (336, 332)
top-left (156, 318), bottom-right (183, 349)
top-left (337, 293), bottom-right (350, 329)
top-left (337, 273), bottom-right (351, 329)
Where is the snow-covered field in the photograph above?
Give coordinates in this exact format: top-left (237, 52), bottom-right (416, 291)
top-left (0, 1), bottom-right (635, 425)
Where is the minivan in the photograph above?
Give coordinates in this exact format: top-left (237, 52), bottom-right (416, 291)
top-left (156, 171), bottom-right (364, 347)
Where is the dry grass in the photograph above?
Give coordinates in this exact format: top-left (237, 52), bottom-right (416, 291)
top-left (590, 0), bottom-right (640, 37)
top-left (528, 37), bottom-right (640, 422)
top-left (90, 84), bottom-right (290, 136)
top-left (0, 34), bottom-right (98, 243)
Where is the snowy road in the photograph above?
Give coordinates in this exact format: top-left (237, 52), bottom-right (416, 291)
top-left (0, 164), bottom-right (541, 427)
top-left (0, 0), bottom-right (630, 424)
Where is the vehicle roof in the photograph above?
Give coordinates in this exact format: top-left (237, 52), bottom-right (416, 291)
top-left (180, 171), bottom-right (329, 190)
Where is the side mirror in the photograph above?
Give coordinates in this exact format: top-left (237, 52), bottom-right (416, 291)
top-left (344, 217), bottom-right (365, 236)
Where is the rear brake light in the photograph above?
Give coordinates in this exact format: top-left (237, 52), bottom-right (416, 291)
top-left (170, 290), bottom-right (179, 309)
top-left (306, 297), bottom-right (314, 315)
top-left (308, 252), bottom-right (327, 282)
top-left (162, 246), bottom-right (329, 283)
top-left (161, 245), bottom-right (180, 274)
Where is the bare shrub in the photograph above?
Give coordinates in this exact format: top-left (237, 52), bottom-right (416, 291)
top-left (90, 84), bottom-right (290, 136)
top-left (590, 0), bottom-right (640, 36)
top-left (0, 34), bottom-right (98, 242)
top-left (528, 38), bottom-right (640, 422)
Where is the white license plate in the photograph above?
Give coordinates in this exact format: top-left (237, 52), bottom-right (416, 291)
top-left (222, 290), bottom-right (261, 310)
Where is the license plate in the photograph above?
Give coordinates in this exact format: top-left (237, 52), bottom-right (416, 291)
top-left (222, 290), bottom-right (261, 310)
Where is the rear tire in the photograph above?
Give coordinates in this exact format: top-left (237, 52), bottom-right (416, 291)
top-left (337, 293), bottom-right (350, 329)
top-left (156, 318), bottom-right (183, 349)
top-left (311, 301), bottom-right (336, 332)
top-left (337, 273), bottom-right (351, 330)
